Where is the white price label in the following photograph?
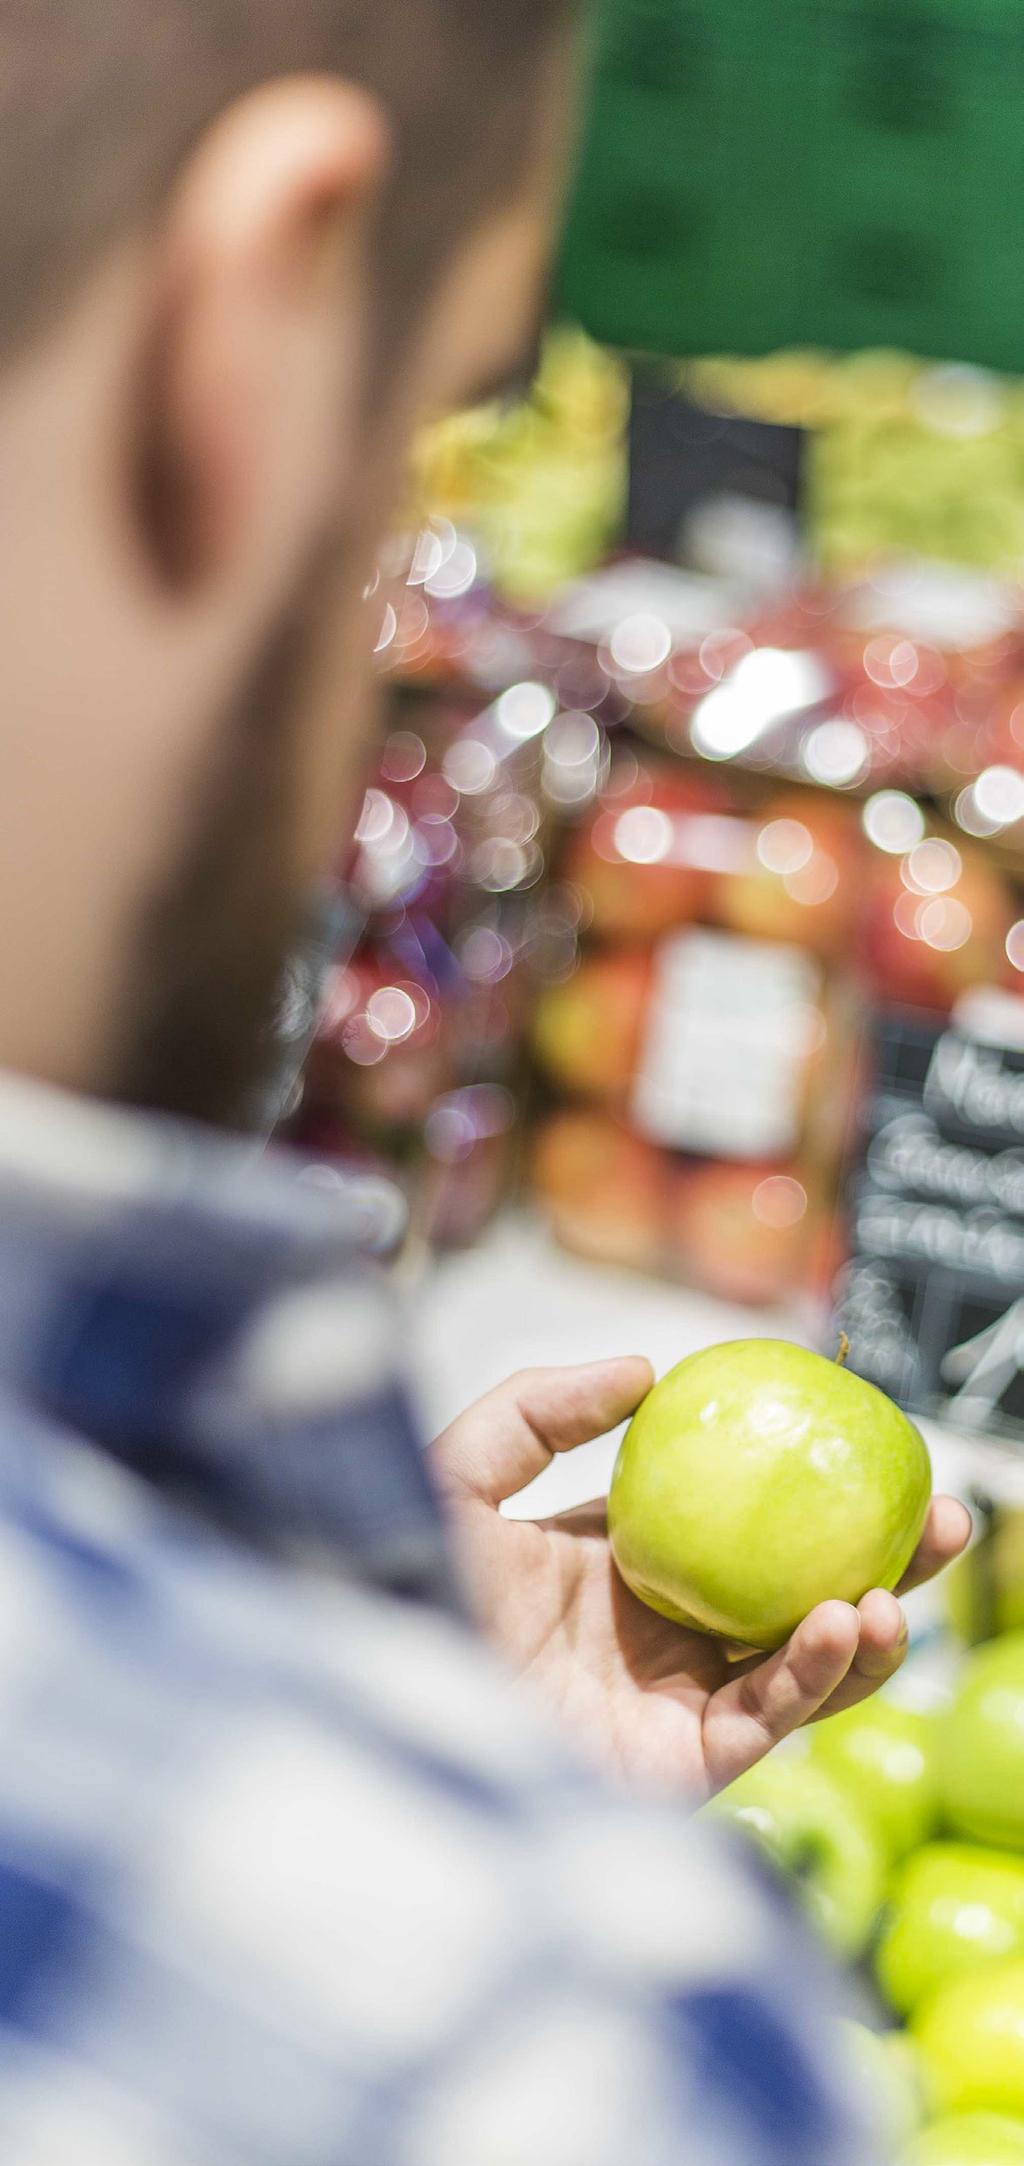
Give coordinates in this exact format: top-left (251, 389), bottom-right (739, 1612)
top-left (632, 929), bottom-right (821, 1159)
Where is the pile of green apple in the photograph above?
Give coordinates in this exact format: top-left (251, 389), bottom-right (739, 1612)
top-left (608, 1341), bottom-right (1024, 2163)
top-left (716, 1635), bottom-right (1024, 2164)
top-left (413, 332), bottom-right (1024, 615)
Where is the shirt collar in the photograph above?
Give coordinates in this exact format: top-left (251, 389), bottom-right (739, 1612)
top-left (0, 1071), bottom-right (453, 1605)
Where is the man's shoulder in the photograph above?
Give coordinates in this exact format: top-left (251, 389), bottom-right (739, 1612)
top-left (0, 1402), bottom-right (862, 2166)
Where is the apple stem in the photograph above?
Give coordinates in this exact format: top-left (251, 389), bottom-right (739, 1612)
top-left (835, 1332), bottom-right (850, 1369)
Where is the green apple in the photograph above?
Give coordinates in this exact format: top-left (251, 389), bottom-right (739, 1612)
top-left (812, 1698), bottom-right (939, 1860)
top-left (878, 1845), bottom-right (1024, 2017)
top-left (608, 1340), bottom-right (931, 1650)
top-left (914, 1958), bottom-right (1024, 2119)
top-left (711, 1755), bottom-right (887, 1956)
top-left (841, 2019), bottom-right (924, 2151)
top-left (940, 1637), bottom-right (1024, 1850)
top-left (900, 2114), bottom-right (1024, 2166)
top-left (945, 1516), bottom-right (1024, 1644)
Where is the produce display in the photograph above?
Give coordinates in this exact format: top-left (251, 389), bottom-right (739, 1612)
top-left (711, 1619), bottom-right (1024, 2162)
top-left (288, 476), bottom-right (1024, 1460)
top-left (529, 749), bottom-right (857, 1301)
top-left (902, 2116), bottom-right (1024, 2166)
top-left (579, 1360), bottom-right (1008, 2157)
top-left (608, 1340), bottom-right (931, 1648)
top-left (717, 1754), bottom-right (888, 1958)
top-left (939, 1637), bottom-right (1024, 1852)
top-left (285, 688), bottom-right (552, 1248)
top-left (684, 353), bottom-right (1024, 582)
top-left (529, 737), bottom-right (1024, 1312)
top-left (916, 1962), bottom-right (1024, 2122)
top-left (281, 312), bottom-right (1024, 2160)
top-left (595, 1336), bottom-right (1024, 2156)
top-left (811, 1700), bottom-right (938, 1864)
top-left (414, 333), bottom-right (1024, 608)
top-left (412, 328), bottom-right (627, 606)
top-left (293, 492), bottom-right (1024, 1388)
top-left (878, 1847), bottom-right (1024, 2016)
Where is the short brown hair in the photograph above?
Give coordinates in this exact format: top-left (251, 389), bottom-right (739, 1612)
top-left (0, 0), bottom-right (565, 358)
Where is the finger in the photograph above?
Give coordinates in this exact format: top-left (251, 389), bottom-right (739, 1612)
top-left (703, 1600), bottom-right (860, 1790)
top-left (895, 1494), bottom-right (972, 1595)
top-left (808, 1588), bottom-right (908, 1721)
top-left (431, 1357), bottom-right (655, 1507)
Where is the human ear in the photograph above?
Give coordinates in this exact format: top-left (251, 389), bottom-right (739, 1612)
top-left (132, 75), bottom-right (389, 595)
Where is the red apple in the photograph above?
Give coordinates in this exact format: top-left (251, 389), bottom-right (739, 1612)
top-left (981, 673), bottom-right (1024, 772)
top-left (562, 767), bottom-right (726, 942)
top-left (669, 1159), bottom-right (816, 1305)
top-left (532, 949), bottom-right (652, 1106)
top-left (307, 952), bottom-right (449, 1131)
top-left (713, 789), bottom-right (863, 958)
top-left (532, 1109), bottom-right (665, 1270)
top-left (862, 833), bottom-right (1014, 1010)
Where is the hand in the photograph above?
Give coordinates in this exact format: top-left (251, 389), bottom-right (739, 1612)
top-left (433, 1358), bottom-right (971, 1801)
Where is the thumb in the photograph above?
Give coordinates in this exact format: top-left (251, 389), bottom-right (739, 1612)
top-left (701, 1602), bottom-right (861, 1793)
top-left (432, 1357), bottom-right (654, 1508)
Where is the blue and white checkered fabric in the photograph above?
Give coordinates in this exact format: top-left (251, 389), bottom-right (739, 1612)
top-left (0, 1073), bottom-right (874, 2166)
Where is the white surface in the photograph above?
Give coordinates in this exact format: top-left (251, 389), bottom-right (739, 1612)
top-left (416, 1212), bottom-right (822, 1517)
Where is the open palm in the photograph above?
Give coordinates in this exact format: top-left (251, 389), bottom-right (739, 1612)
top-left (433, 1357), bottom-right (971, 1801)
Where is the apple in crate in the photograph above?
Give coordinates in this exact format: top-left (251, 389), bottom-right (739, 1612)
top-left (878, 1844), bottom-right (1024, 2018)
top-left (562, 768), bottom-right (726, 942)
top-left (862, 837), bottom-right (1013, 1010)
top-left (669, 1160), bottom-right (816, 1306)
top-left (531, 1110), bottom-right (665, 1272)
top-left (901, 2114), bottom-right (1024, 2166)
top-left (713, 789), bottom-right (863, 959)
top-left (914, 1959), bottom-right (1024, 2121)
top-left (940, 1635), bottom-right (1024, 1851)
top-left (811, 1697), bottom-right (938, 1862)
top-left (532, 950), bottom-right (651, 1105)
top-left (711, 1755), bottom-right (885, 1957)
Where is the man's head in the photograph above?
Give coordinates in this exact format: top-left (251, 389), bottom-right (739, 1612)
top-left (0, 0), bottom-right (571, 1124)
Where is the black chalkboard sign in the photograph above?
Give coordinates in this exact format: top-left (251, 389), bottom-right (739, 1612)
top-left (836, 998), bottom-right (1024, 1442)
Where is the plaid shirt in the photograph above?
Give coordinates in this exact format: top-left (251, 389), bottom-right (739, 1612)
top-left (0, 1072), bottom-right (872, 2166)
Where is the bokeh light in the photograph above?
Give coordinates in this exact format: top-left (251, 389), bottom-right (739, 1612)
top-left (380, 733), bottom-right (427, 784)
top-left (373, 603), bottom-right (398, 655)
top-left (609, 613), bottom-right (673, 676)
top-left (803, 719), bottom-right (869, 788)
top-left (366, 987), bottom-right (420, 1045)
top-left (443, 740), bottom-right (498, 795)
top-left (613, 806), bottom-right (674, 864)
top-left (425, 539), bottom-right (477, 601)
top-left (543, 711), bottom-right (604, 808)
top-left (863, 791), bottom-right (926, 853)
top-left (785, 852), bottom-right (839, 906)
top-left (1006, 921), bottom-right (1024, 972)
top-left (692, 647), bottom-right (829, 760)
top-left (915, 896), bottom-right (972, 951)
top-left (757, 819), bottom-right (814, 876)
top-left (973, 764), bottom-right (1024, 828)
top-left (496, 681), bottom-right (557, 741)
top-left (903, 839), bottom-right (962, 894)
top-left (752, 1176), bottom-right (808, 1229)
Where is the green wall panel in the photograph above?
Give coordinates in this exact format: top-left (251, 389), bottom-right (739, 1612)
top-left (559, 0), bottom-right (1024, 369)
